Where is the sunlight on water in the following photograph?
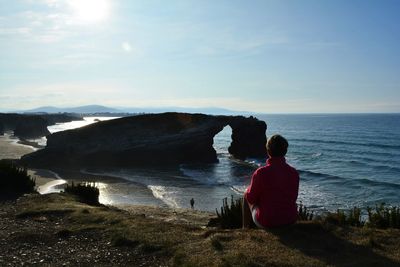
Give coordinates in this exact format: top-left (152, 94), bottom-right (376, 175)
top-left (48, 117), bottom-right (119, 134)
top-left (28, 117), bottom-right (120, 147)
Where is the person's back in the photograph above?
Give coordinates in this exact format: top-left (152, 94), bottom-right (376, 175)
top-left (243, 134), bottom-right (299, 228)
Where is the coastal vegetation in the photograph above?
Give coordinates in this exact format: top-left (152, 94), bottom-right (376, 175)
top-left (64, 182), bottom-right (100, 205)
top-left (212, 195), bottom-right (400, 230)
top-left (213, 196), bottom-right (243, 229)
top-left (2, 193), bottom-right (399, 266)
top-left (0, 160), bottom-right (35, 198)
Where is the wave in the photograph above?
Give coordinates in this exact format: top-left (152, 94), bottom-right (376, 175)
top-left (345, 160), bottom-right (400, 173)
top-left (147, 185), bottom-right (180, 208)
top-left (299, 170), bottom-right (400, 189)
top-left (318, 146), bottom-right (400, 161)
top-left (291, 138), bottom-right (400, 150)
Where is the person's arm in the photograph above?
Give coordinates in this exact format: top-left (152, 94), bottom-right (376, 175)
top-left (244, 168), bottom-right (261, 206)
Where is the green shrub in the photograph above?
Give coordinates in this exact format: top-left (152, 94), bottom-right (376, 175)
top-left (367, 203), bottom-right (400, 229)
top-left (0, 160), bottom-right (35, 197)
top-left (214, 195), bottom-right (243, 229)
top-left (64, 182), bottom-right (99, 205)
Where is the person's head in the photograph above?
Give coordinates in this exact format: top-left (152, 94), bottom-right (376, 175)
top-left (267, 134), bottom-right (288, 157)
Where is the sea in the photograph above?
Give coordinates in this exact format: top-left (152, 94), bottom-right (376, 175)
top-left (2, 114), bottom-right (400, 213)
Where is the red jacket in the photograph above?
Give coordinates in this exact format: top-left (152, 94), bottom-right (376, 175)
top-left (245, 157), bottom-right (299, 227)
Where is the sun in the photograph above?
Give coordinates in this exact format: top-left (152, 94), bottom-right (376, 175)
top-left (69, 0), bottom-right (110, 23)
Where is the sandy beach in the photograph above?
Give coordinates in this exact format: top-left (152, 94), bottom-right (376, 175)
top-left (0, 133), bottom-right (36, 159)
top-left (0, 134), bottom-right (68, 194)
top-left (0, 133), bottom-right (165, 208)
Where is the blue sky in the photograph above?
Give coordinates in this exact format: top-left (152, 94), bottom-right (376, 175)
top-left (0, 0), bottom-right (399, 113)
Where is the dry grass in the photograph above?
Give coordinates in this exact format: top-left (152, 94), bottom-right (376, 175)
top-left (14, 193), bottom-right (400, 267)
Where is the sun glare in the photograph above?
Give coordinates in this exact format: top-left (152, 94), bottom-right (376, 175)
top-left (69, 0), bottom-right (110, 23)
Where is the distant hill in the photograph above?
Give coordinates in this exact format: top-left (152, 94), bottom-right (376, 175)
top-left (24, 105), bottom-right (122, 114)
top-left (22, 105), bottom-right (250, 115)
top-left (119, 106), bottom-right (249, 115)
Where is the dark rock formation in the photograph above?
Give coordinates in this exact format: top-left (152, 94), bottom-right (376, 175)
top-left (21, 113), bottom-right (267, 168)
top-left (0, 113), bottom-right (82, 139)
top-left (14, 117), bottom-right (50, 139)
top-left (228, 116), bottom-right (268, 160)
top-left (0, 122), bottom-right (4, 136)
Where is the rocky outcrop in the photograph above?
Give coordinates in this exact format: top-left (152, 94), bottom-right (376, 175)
top-left (0, 113), bottom-right (81, 139)
top-left (13, 117), bottom-right (50, 139)
top-left (0, 122), bottom-right (4, 136)
top-left (228, 116), bottom-right (268, 160)
top-left (21, 113), bottom-right (267, 168)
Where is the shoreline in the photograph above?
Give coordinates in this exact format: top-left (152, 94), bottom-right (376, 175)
top-left (17, 139), bottom-right (44, 149)
top-left (1, 134), bottom-right (165, 209)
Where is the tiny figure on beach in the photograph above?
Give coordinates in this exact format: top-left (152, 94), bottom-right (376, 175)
top-left (190, 198), bottom-right (195, 209)
top-left (243, 134), bottom-right (299, 229)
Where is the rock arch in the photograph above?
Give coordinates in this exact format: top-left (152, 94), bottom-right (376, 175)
top-left (22, 113), bottom-right (267, 168)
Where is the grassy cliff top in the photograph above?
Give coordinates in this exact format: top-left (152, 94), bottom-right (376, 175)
top-left (1, 193), bottom-right (399, 266)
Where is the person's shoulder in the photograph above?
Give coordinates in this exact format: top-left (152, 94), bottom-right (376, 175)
top-left (253, 165), bottom-right (270, 177)
top-left (285, 163), bottom-right (299, 177)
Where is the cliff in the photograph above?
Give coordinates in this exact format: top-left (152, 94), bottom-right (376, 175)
top-left (0, 113), bottom-right (82, 139)
top-left (13, 117), bottom-right (50, 139)
top-left (21, 112), bottom-right (267, 168)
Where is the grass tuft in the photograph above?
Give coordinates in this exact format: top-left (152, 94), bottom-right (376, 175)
top-left (211, 237), bottom-right (223, 251)
top-left (367, 203), bottom-right (400, 229)
top-left (55, 229), bottom-right (72, 239)
top-left (111, 234), bottom-right (140, 247)
top-left (324, 207), bottom-right (364, 227)
top-left (297, 202), bottom-right (314, 221)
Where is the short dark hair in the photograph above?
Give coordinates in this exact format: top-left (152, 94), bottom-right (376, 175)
top-left (267, 134), bottom-right (288, 157)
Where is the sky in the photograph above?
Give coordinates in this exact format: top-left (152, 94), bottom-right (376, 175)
top-left (0, 0), bottom-right (399, 113)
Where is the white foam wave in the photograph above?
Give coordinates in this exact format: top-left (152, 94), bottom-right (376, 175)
top-left (37, 179), bottom-right (67, 194)
top-left (312, 152), bottom-right (323, 158)
top-left (148, 185), bottom-right (180, 208)
top-left (230, 185), bottom-right (247, 195)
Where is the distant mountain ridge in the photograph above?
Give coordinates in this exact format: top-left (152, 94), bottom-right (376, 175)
top-left (24, 105), bottom-right (121, 114)
top-left (22, 105), bottom-right (249, 115)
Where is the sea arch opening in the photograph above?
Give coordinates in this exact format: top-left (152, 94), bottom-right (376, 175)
top-left (213, 125), bottom-right (233, 158)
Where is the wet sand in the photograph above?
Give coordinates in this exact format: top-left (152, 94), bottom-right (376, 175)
top-left (0, 133), bottom-right (35, 160)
